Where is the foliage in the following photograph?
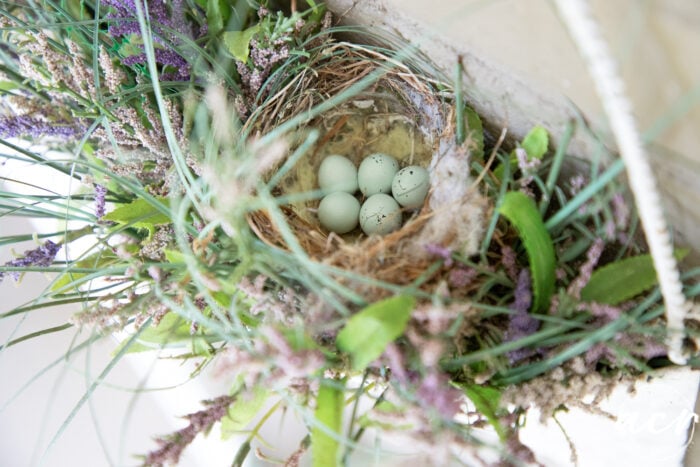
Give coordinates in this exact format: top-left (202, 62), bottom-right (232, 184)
top-left (0, 1), bottom-right (697, 466)
top-left (498, 191), bottom-right (556, 312)
top-left (336, 295), bottom-right (415, 371)
top-left (311, 379), bottom-right (344, 467)
top-left (581, 250), bottom-right (689, 305)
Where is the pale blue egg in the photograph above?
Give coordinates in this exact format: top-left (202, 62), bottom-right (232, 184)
top-left (318, 191), bottom-right (360, 234)
top-left (358, 153), bottom-right (399, 196)
top-left (318, 155), bottom-right (358, 194)
top-left (392, 165), bottom-right (429, 208)
top-left (359, 193), bottom-right (402, 235)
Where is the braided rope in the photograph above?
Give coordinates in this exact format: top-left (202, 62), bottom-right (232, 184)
top-left (554, 0), bottom-right (690, 364)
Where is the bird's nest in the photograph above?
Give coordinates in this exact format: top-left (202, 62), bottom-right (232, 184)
top-left (246, 41), bottom-right (488, 300)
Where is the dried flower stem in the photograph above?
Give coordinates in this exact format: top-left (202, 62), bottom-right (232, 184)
top-left (554, 0), bottom-right (690, 364)
top-left (143, 395), bottom-right (235, 467)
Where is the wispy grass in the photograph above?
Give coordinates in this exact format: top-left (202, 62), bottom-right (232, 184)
top-left (39, 319), bottom-right (151, 464)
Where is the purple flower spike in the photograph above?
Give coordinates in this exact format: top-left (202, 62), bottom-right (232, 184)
top-left (94, 184), bottom-right (107, 219)
top-left (102, 0), bottom-right (200, 81)
top-left (0, 116), bottom-right (82, 139)
top-left (568, 238), bottom-right (604, 299)
top-left (1, 240), bottom-right (61, 283)
top-left (143, 395), bottom-right (235, 466)
top-left (501, 245), bottom-right (518, 281)
top-left (511, 269), bottom-right (533, 314)
top-left (504, 270), bottom-right (540, 363)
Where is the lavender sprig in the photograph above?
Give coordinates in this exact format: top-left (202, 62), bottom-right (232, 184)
top-left (236, 37), bottom-right (292, 113)
top-left (504, 270), bottom-right (541, 363)
top-left (104, 0), bottom-right (173, 39)
top-left (103, 0), bottom-right (198, 81)
top-left (568, 238), bottom-right (604, 299)
top-left (94, 184), bottom-right (107, 219)
top-left (143, 395), bottom-right (235, 467)
top-left (0, 115), bottom-right (82, 139)
top-left (0, 240), bottom-right (61, 283)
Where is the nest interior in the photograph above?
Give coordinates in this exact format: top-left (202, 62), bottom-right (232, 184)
top-left (247, 42), bottom-right (487, 297)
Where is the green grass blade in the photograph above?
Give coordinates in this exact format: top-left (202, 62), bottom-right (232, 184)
top-left (0, 323), bottom-right (73, 350)
top-left (480, 156), bottom-right (511, 259)
top-left (455, 58), bottom-right (465, 145)
top-left (0, 335), bottom-right (99, 412)
top-left (498, 192), bottom-right (556, 312)
top-left (39, 319), bottom-right (151, 463)
top-left (540, 121), bottom-right (574, 215)
top-left (545, 158), bottom-right (625, 231)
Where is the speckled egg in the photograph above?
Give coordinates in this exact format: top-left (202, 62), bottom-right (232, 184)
top-left (359, 193), bottom-right (402, 235)
top-left (357, 153), bottom-right (399, 196)
top-left (391, 165), bottom-right (430, 208)
top-left (318, 191), bottom-right (360, 234)
top-left (318, 155), bottom-right (358, 194)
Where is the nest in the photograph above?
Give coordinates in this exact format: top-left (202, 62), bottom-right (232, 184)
top-left (247, 41), bottom-right (488, 299)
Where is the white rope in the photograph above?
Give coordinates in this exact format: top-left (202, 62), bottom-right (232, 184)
top-left (554, 0), bottom-right (690, 364)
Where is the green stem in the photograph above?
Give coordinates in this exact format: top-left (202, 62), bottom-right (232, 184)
top-left (0, 323), bottom-right (73, 350)
top-left (545, 158), bottom-right (625, 232)
top-left (454, 57), bottom-right (465, 145)
top-left (231, 399), bottom-right (283, 467)
top-left (539, 120), bottom-right (574, 216)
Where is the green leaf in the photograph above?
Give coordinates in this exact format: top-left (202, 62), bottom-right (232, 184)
top-left (306, 0), bottom-right (325, 21)
top-left (205, 0), bottom-right (231, 34)
top-left (312, 379), bottom-right (344, 467)
top-left (51, 272), bottom-right (85, 293)
top-left (0, 81), bottom-right (20, 92)
top-left (212, 291), bottom-right (232, 308)
top-left (336, 295), bottom-right (415, 371)
top-left (581, 250), bottom-right (689, 305)
top-left (521, 125), bottom-right (548, 160)
top-left (464, 105), bottom-right (484, 160)
top-left (51, 249), bottom-right (120, 292)
top-left (222, 25), bottom-right (260, 62)
top-left (164, 249), bottom-right (186, 264)
top-left (499, 192), bottom-right (556, 312)
top-left (493, 125), bottom-right (549, 181)
top-left (117, 35), bottom-right (145, 59)
top-left (464, 385), bottom-right (506, 440)
top-left (281, 328), bottom-right (319, 352)
top-left (104, 198), bottom-right (171, 236)
top-left (221, 386), bottom-right (270, 440)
